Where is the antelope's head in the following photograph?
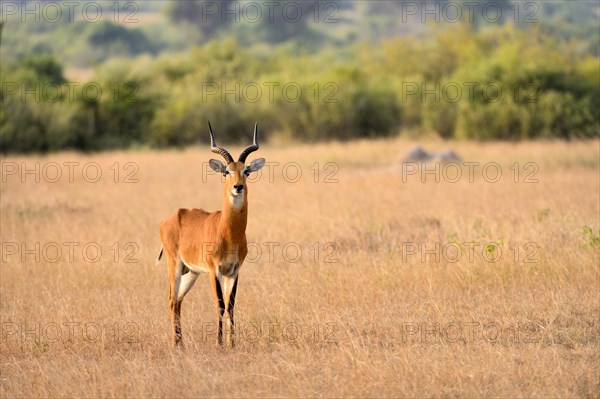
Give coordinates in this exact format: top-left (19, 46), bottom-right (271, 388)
top-left (208, 122), bottom-right (265, 210)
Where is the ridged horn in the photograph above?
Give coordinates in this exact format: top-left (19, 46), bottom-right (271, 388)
top-left (208, 121), bottom-right (233, 164)
top-left (238, 122), bottom-right (259, 163)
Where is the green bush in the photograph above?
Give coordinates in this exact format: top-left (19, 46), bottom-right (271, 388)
top-left (1, 25), bottom-right (598, 153)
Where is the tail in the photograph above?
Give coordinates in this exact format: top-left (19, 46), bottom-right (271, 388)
top-left (156, 246), bottom-right (164, 266)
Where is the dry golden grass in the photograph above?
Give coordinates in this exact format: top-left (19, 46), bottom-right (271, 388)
top-left (1, 138), bottom-right (599, 398)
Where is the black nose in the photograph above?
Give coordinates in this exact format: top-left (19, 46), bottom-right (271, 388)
top-left (234, 184), bottom-right (244, 192)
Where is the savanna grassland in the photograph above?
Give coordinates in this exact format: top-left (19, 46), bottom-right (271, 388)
top-left (0, 138), bottom-right (599, 397)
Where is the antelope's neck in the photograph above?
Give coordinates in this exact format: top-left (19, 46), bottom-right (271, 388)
top-left (218, 199), bottom-right (248, 244)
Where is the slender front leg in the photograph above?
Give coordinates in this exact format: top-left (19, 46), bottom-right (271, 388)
top-left (210, 269), bottom-right (225, 346)
top-left (223, 275), bottom-right (239, 348)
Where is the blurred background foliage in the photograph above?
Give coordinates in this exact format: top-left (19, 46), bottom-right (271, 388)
top-left (0, 0), bottom-right (598, 152)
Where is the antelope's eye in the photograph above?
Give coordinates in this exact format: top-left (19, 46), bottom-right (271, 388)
top-left (243, 169), bottom-right (250, 176)
top-left (223, 170), bottom-right (230, 176)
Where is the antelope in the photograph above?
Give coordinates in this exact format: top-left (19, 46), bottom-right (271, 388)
top-left (157, 122), bottom-right (265, 347)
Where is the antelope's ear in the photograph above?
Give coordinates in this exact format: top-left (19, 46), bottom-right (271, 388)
top-left (247, 158), bottom-right (265, 173)
top-left (209, 159), bottom-right (226, 174)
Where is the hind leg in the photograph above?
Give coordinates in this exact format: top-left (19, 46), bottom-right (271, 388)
top-left (167, 255), bottom-right (183, 346)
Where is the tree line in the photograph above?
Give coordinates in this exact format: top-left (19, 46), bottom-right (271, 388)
top-left (0, 23), bottom-right (598, 153)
